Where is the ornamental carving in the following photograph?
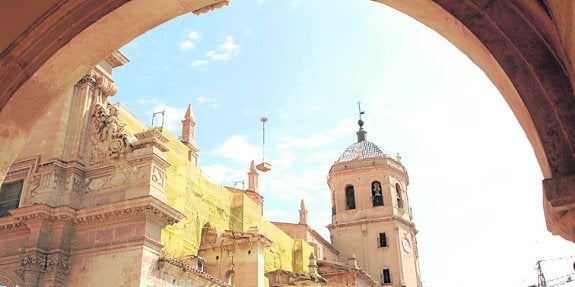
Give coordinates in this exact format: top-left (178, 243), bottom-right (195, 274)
top-left (90, 103), bottom-right (135, 163)
top-left (78, 74), bottom-right (98, 86)
top-left (45, 253), bottom-right (72, 276)
top-left (78, 71), bottom-right (117, 97)
top-left (29, 174), bottom-right (41, 198)
top-left (69, 174), bottom-right (84, 194)
top-left (0, 222), bottom-right (26, 235)
top-left (17, 253), bottom-right (47, 284)
top-left (151, 166), bottom-right (164, 187)
top-left (16, 252), bottom-right (71, 285)
top-left (74, 204), bottom-right (180, 228)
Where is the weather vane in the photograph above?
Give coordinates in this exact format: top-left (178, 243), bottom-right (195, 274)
top-left (357, 101), bottom-right (365, 120)
top-left (357, 101), bottom-right (365, 129)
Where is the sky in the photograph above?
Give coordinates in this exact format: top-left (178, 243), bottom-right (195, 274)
top-left (111, 1), bottom-right (575, 286)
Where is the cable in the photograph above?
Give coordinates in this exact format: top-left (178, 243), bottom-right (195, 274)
top-left (540, 256), bottom-right (575, 263)
top-left (547, 272), bottom-right (575, 287)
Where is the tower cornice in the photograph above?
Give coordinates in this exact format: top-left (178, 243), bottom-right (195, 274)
top-left (329, 156), bottom-right (405, 176)
top-left (326, 215), bottom-right (416, 232)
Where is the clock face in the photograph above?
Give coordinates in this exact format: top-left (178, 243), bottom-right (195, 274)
top-left (402, 239), bottom-right (412, 253)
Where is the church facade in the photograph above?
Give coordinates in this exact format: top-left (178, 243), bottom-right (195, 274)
top-left (327, 120), bottom-right (422, 286)
top-left (0, 54), bottom-right (421, 287)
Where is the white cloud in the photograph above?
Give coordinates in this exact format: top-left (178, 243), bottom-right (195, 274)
top-left (187, 35), bottom-right (240, 68)
top-left (197, 95), bottom-right (220, 108)
top-left (201, 164), bottom-right (245, 184)
top-left (179, 30), bottom-right (201, 51)
top-left (191, 59), bottom-right (208, 68)
top-left (188, 31), bottom-right (200, 40)
top-left (215, 135), bottom-right (261, 163)
top-left (180, 41), bottom-right (194, 51)
top-left (205, 35), bottom-right (240, 61)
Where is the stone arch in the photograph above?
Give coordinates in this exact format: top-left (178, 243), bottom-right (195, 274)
top-left (0, 270), bottom-right (23, 287)
top-left (395, 183), bottom-right (404, 209)
top-left (345, 185), bottom-right (356, 210)
top-left (224, 270), bottom-right (235, 286)
top-left (0, 1), bottom-right (574, 239)
top-left (0, 0), bottom-right (229, 184)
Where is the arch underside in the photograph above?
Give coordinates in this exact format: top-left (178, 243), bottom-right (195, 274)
top-left (0, 0), bottom-right (574, 239)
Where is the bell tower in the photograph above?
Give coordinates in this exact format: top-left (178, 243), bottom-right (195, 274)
top-left (327, 114), bottom-right (422, 287)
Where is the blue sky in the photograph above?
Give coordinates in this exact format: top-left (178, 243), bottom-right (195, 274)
top-left (112, 1), bottom-right (575, 286)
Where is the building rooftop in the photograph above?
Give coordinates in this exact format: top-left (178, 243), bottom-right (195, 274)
top-left (336, 140), bottom-right (388, 163)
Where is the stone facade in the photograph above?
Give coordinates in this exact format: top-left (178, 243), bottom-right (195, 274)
top-left (0, 53), bottom-right (421, 286)
top-left (327, 125), bottom-right (422, 286)
top-left (0, 54), bottom-right (189, 287)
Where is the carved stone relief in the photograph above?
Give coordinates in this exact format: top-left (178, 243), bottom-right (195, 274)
top-left (89, 103), bottom-right (135, 164)
top-left (30, 170), bottom-right (66, 195)
top-left (16, 252), bottom-right (71, 286)
top-left (29, 174), bottom-right (42, 199)
top-left (151, 166), bottom-right (165, 187)
top-left (45, 253), bottom-right (72, 278)
top-left (86, 165), bottom-right (151, 193)
top-left (17, 253), bottom-right (47, 286)
top-left (69, 174), bottom-right (85, 194)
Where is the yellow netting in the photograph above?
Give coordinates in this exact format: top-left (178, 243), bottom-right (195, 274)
top-left (116, 103), bottom-right (310, 272)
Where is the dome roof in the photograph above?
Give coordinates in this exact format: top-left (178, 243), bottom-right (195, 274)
top-left (336, 140), bottom-right (388, 163)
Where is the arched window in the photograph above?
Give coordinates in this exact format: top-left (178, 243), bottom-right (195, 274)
top-left (224, 270), bottom-right (235, 286)
top-left (395, 183), bottom-right (404, 209)
top-left (345, 185), bottom-right (356, 210)
top-left (372, 181), bottom-right (384, 207)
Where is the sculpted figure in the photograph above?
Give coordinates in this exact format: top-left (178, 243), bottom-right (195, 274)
top-left (105, 105), bottom-right (126, 140)
top-left (90, 102), bottom-right (133, 160)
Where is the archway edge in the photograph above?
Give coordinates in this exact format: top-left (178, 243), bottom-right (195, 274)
top-left (374, 0), bottom-right (575, 240)
top-left (0, 1), bottom-right (574, 239)
top-left (375, 0), bottom-right (572, 179)
top-left (0, 0), bottom-right (228, 183)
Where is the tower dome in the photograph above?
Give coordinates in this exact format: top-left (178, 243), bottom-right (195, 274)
top-left (336, 140), bottom-right (388, 163)
top-left (327, 110), bottom-right (422, 287)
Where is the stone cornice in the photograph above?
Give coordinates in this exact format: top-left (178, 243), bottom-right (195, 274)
top-left (133, 128), bottom-right (170, 153)
top-left (330, 155), bottom-right (404, 171)
top-left (105, 51), bottom-right (129, 68)
top-left (158, 256), bottom-right (229, 287)
top-left (5, 156), bottom-right (40, 176)
top-left (3, 196), bottom-right (183, 231)
top-left (306, 225), bottom-right (339, 255)
top-left (74, 196), bottom-right (184, 228)
top-left (200, 227), bottom-right (272, 250)
top-left (9, 204), bottom-right (77, 226)
top-left (77, 68), bottom-right (117, 97)
top-left (326, 215), bottom-right (416, 231)
top-left (32, 158), bottom-right (86, 175)
top-left (0, 216), bottom-right (27, 235)
top-left (329, 161), bottom-right (407, 181)
top-left (318, 260), bottom-right (378, 287)
top-left (265, 269), bottom-right (327, 286)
